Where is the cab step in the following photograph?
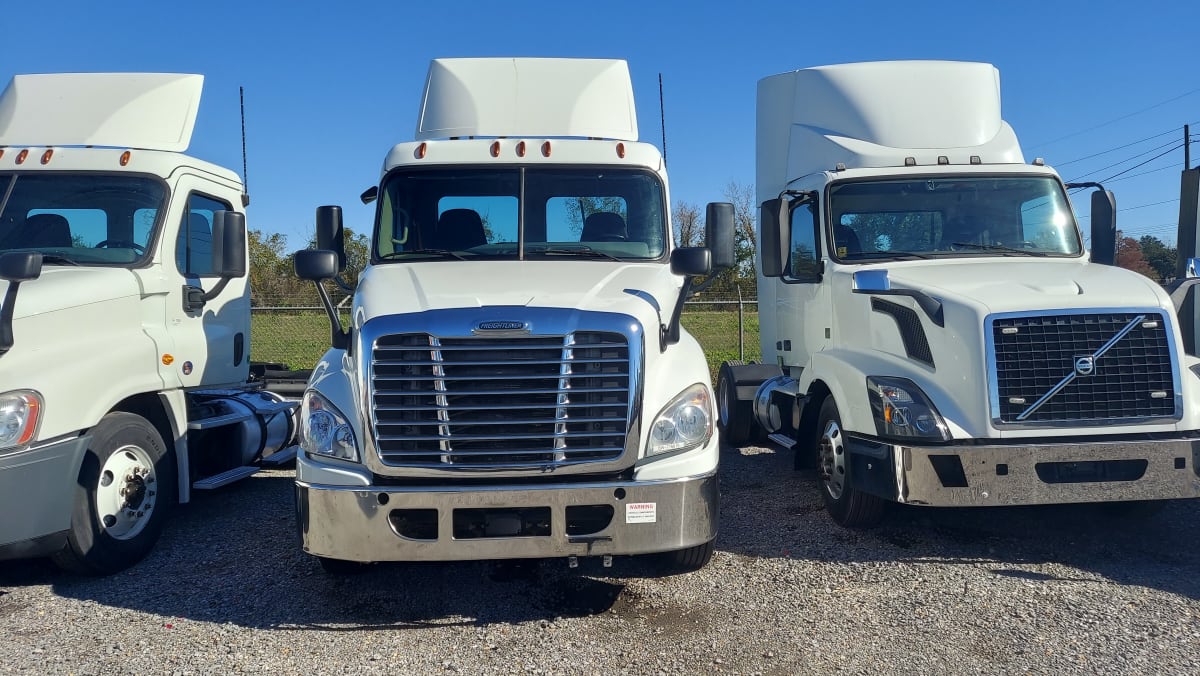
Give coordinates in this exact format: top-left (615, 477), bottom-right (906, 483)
top-left (767, 433), bottom-right (797, 449)
top-left (192, 465), bottom-right (259, 490)
top-left (261, 445), bottom-right (297, 467)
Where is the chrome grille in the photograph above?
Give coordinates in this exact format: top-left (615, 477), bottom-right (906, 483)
top-left (371, 331), bottom-right (631, 468)
top-left (990, 310), bottom-right (1177, 425)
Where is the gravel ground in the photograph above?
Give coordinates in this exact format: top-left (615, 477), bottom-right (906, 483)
top-left (2, 444), bottom-right (1198, 675)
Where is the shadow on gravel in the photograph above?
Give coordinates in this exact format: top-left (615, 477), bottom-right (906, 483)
top-left (719, 443), bottom-right (1200, 600)
top-left (0, 471), bottom-right (685, 629)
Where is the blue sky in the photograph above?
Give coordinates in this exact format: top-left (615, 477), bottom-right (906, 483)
top-left (4, 0), bottom-right (1198, 250)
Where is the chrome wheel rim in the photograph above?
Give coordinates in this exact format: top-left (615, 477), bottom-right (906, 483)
top-left (818, 419), bottom-right (846, 500)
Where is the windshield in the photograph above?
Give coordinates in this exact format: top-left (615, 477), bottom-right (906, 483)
top-left (828, 176), bottom-right (1082, 260)
top-left (0, 173), bottom-right (166, 265)
top-left (375, 167), bottom-right (667, 261)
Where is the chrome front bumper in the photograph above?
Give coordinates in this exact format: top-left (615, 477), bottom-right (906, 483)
top-left (847, 436), bottom-right (1200, 506)
top-left (295, 466), bottom-right (718, 562)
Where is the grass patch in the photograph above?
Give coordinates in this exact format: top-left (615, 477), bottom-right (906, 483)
top-left (252, 308), bottom-right (761, 381)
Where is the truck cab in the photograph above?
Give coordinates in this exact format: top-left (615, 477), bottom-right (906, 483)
top-left (294, 58), bottom-right (733, 572)
top-left (720, 61), bottom-right (1200, 526)
top-left (0, 73), bottom-right (295, 574)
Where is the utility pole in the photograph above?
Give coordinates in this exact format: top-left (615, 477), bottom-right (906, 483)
top-left (1186, 124), bottom-right (1191, 171)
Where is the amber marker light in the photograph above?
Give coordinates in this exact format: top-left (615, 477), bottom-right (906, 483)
top-left (541, 141), bottom-right (552, 157)
top-left (490, 141), bottom-right (501, 158)
top-left (162, 354), bottom-right (175, 366)
top-left (120, 150), bottom-right (132, 166)
top-left (516, 141), bottom-right (526, 157)
top-left (41, 149), bottom-right (53, 164)
top-left (415, 142), bottom-right (427, 159)
top-left (616, 142), bottom-right (626, 158)
top-left (16, 149), bottom-right (28, 164)
top-left (0, 149), bottom-right (6, 160)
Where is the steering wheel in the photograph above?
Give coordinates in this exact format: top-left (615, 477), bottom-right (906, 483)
top-left (95, 239), bottom-right (147, 254)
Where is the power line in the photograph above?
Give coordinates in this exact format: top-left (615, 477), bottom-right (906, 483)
top-left (1029, 87), bottom-right (1200, 150)
top-left (1065, 138), bottom-right (1184, 183)
top-left (1053, 124), bottom-right (1188, 167)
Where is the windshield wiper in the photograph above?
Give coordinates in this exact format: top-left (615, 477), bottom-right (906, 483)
top-left (535, 247), bottom-right (623, 262)
top-left (949, 243), bottom-right (1048, 257)
top-left (378, 249), bottom-right (466, 261)
top-left (842, 251), bottom-right (934, 261)
top-left (38, 254), bottom-right (81, 266)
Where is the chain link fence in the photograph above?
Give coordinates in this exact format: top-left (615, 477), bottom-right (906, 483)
top-left (249, 287), bottom-right (760, 378)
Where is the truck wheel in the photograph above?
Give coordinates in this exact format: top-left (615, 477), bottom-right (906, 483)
top-left (815, 398), bottom-right (885, 528)
top-left (655, 540), bottom-right (715, 574)
top-left (717, 361), bottom-right (753, 448)
top-left (51, 412), bottom-right (176, 575)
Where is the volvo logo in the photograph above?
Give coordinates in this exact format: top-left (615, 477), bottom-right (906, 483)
top-left (1074, 355), bottom-right (1096, 376)
top-left (475, 320), bottom-right (529, 333)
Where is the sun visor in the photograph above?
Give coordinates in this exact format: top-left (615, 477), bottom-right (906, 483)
top-left (0, 73), bottom-right (203, 151)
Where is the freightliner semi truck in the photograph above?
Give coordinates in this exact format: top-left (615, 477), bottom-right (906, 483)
top-left (718, 60), bottom-right (1200, 526)
top-left (0, 73), bottom-right (298, 574)
top-left (293, 58), bottom-right (734, 572)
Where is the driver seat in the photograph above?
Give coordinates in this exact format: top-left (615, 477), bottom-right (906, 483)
top-left (16, 213), bottom-right (73, 248)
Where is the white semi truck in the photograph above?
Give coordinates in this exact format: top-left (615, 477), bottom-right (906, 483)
top-left (0, 73), bottom-right (297, 574)
top-left (293, 57), bottom-right (733, 572)
top-left (718, 61), bottom-right (1200, 526)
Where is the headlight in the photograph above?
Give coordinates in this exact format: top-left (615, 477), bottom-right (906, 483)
top-left (646, 383), bottom-right (713, 456)
top-left (0, 390), bottom-right (42, 451)
top-left (866, 376), bottom-right (950, 441)
top-left (300, 390), bottom-right (359, 461)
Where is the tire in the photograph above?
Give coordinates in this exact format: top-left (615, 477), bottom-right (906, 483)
top-left (717, 361), bottom-right (753, 448)
top-left (317, 556), bottom-right (368, 575)
top-left (655, 540), bottom-right (715, 574)
top-left (51, 412), bottom-right (176, 575)
top-left (815, 397), bottom-right (886, 528)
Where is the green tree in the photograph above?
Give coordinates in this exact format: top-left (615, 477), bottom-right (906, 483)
top-left (1138, 234), bottom-right (1176, 282)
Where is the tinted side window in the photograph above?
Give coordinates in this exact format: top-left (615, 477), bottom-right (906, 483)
top-left (177, 194), bottom-right (229, 276)
top-left (788, 201), bottom-right (820, 279)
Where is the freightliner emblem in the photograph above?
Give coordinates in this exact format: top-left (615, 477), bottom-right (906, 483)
top-left (474, 320), bottom-right (529, 334)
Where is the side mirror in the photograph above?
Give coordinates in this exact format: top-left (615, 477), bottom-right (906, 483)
top-left (360, 186), bottom-right (379, 205)
top-left (294, 249), bottom-right (340, 281)
top-left (1089, 190), bottom-right (1117, 266)
top-left (0, 251), bottom-right (43, 355)
top-left (705, 202), bottom-right (736, 271)
top-left (0, 250), bottom-right (44, 282)
top-left (759, 198), bottom-right (788, 278)
top-left (211, 211), bottom-right (247, 278)
top-left (670, 247), bottom-right (711, 277)
top-left (316, 205), bottom-right (346, 273)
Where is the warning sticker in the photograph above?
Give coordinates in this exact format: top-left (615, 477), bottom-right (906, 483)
top-left (625, 502), bottom-right (657, 524)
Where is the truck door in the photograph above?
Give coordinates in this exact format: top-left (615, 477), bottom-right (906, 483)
top-left (775, 198), bottom-right (831, 370)
top-left (163, 184), bottom-right (250, 388)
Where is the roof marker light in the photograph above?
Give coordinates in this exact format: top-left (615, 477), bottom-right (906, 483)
top-left (16, 149), bottom-right (28, 164)
top-left (937, 155), bottom-right (949, 165)
top-left (490, 141), bottom-right (501, 158)
top-left (41, 149), bottom-right (54, 164)
top-left (415, 142), bottom-right (427, 159)
top-left (0, 149), bottom-right (6, 160)
top-left (120, 150), bottom-right (132, 166)
top-left (904, 157), bottom-right (916, 166)
top-left (1033, 157), bottom-right (1045, 166)
top-left (969, 155), bottom-right (981, 165)
top-left (516, 141), bottom-right (526, 157)
top-left (616, 142), bottom-right (625, 158)
top-left (835, 163), bottom-right (846, 172)
top-left (541, 141), bottom-right (552, 157)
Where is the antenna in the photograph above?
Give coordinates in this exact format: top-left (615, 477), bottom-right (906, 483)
top-left (239, 86), bottom-right (250, 207)
top-left (658, 73), bottom-right (667, 165)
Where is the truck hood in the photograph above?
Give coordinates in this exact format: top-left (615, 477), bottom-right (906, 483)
top-left (0, 266), bottom-right (142, 320)
top-left (878, 257), bottom-right (1168, 314)
top-left (353, 260), bottom-right (683, 327)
